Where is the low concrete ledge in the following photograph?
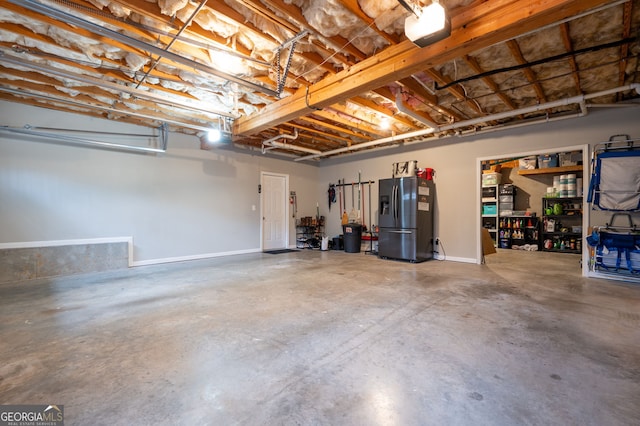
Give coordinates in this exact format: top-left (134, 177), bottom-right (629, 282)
top-left (0, 237), bottom-right (132, 283)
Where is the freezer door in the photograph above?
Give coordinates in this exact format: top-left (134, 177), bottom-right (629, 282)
top-left (378, 228), bottom-right (417, 261)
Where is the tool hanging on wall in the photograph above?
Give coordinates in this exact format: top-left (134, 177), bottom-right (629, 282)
top-left (358, 170), bottom-right (362, 223)
top-left (362, 179), bottom-right (366, 231)
top-left (290, 191), bottom-right (297, 218)
top-left (338, 179), bottom-right (342, 216)
top-left (349, 179), bottom-right (358, 223)
top-left (342, 177), bottom-right (349, 225)
top-left (328, 184), bottom-right (336, 211)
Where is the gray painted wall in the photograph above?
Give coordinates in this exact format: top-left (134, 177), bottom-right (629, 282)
top-left (0, 101), bottom-right (319, 264)
top-left (316, 107), bottom-right (640, 263)
top-left (1, 101), bottom-right (638, 266)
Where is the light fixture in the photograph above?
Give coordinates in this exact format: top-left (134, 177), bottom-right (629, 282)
top-left (206, 128), bottom-right (222, 143)
top-left (403, 0), bottom-right (451, 47)
top-left (199, 118), bottom-right (234, 150)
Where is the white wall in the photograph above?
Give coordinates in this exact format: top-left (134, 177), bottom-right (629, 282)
top-left (0, 101), bottom-right (319, 264)
top-left (316, 107), bottom-right (640, 263)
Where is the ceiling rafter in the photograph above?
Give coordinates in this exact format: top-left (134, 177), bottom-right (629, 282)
top-left (336, 0), bottom-right (402, 45)
top-left (506, 39), bottom-right (548, 104)
top-left (617, 0), bottom-right (634, 101)
top-left (462, 54), bottom-right (520, 113)
top-left (423, 68), bottom-right (486, 116)
top-left (1, 0), bottom-right (638, 160)
top-left (285, 122), bottom-right (356, 147)
top-left (236, 0), bottom-right (614, 135)
top-left (559, 23), bottom-right (582, 94)
top-left (350, 96), bottom-right (421, 130)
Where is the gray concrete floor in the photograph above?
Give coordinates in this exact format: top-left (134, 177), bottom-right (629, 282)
top-left (1, 249), bottom-right (639, 425)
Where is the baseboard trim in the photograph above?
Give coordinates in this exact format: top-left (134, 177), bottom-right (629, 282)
top-left (132, 248), bottom-right (262, 267)
top-left (434, 254), bottom-right (476, 263)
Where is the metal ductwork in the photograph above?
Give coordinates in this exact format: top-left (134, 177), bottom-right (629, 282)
top-left (395, 92), bottom-right (438, 129)
top-left (0, 124), bottom-right (168, 154)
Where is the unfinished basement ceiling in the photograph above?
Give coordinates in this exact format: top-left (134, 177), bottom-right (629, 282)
top-left (0, 0), bottom-right (639, 160)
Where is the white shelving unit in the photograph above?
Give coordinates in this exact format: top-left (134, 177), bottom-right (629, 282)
top-left (481, 184), bottom-right (499, 247)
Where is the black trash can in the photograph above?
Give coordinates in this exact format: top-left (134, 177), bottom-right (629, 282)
top-left (342, 223), bottom-right (362, 253)
top-left (332, 235), bottom-right (344, 250)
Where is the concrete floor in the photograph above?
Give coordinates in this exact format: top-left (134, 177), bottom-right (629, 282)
top-left (1, 249), bottom-right (639, 425)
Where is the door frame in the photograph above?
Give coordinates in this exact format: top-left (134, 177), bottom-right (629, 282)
top-left (260, 171), bottom-right (290, 250)
top-left (476, 143), bottom-right (589, 276)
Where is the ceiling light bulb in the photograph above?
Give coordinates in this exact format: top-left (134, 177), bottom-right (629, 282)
top-left (207, 129), bottom-right (221, 143)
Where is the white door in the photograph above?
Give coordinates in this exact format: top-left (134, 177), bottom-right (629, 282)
top-left (262, 172), bottom-right (289, 250)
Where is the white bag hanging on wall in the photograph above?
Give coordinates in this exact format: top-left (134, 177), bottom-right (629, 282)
top-left (392, 160), bottom-right (417, 178)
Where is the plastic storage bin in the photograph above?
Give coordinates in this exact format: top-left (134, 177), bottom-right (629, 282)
top-left (482, 173), bottom-right (502, 187)
top-left (482, 205), bottom-right (497, 215)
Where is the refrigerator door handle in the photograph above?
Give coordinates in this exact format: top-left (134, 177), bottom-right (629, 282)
top-left (389, 230), bottom-right (412, 234)
top-left (393, 184), bottom-right (398, 222)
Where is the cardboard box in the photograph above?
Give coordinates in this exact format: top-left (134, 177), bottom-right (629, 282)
top-left (482, 228), bottom-right (497, 256)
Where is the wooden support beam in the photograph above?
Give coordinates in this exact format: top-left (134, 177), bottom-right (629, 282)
top-left (235, 0), bottom-right (611, 135)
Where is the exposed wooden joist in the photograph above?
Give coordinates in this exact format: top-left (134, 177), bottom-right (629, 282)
top-left (350, 96), bottom-right (420, 131)
top-left (559, 23), bottom-right (582, 94)
top-left (236, 0), bottom-right (612, 135)
top-left (423, 68), bottom-right (485, 115)
top-left (299, 116), bottom-right (370, 146)
top-left (336, 0), bottom-right (401, 45)
top-left (462, 54), bottom-right (520, 112)
top-left (304, 110), bottom-right (373, 140)
top-left (286, 122), bottom-right (355, 146)
top-left (506, 40), bottom-right (548, 103)
top-left (617, 0), bottom-right (633, 100)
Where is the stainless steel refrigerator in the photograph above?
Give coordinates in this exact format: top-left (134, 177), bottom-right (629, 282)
top-left (378, 176), bottom-right (434, 262)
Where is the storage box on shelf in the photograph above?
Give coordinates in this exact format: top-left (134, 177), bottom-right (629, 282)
top-left (541, 197), bottom-right (583, 253)
top-left (481, 184), bottom-right (499, 247)
top-left (482, 173), bottom-right (502, 187)
top-left (538, 154), bottom-right (559, 168)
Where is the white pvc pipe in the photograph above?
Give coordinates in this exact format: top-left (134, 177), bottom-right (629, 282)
top-left (261, 129), bottom-right (322, 155)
